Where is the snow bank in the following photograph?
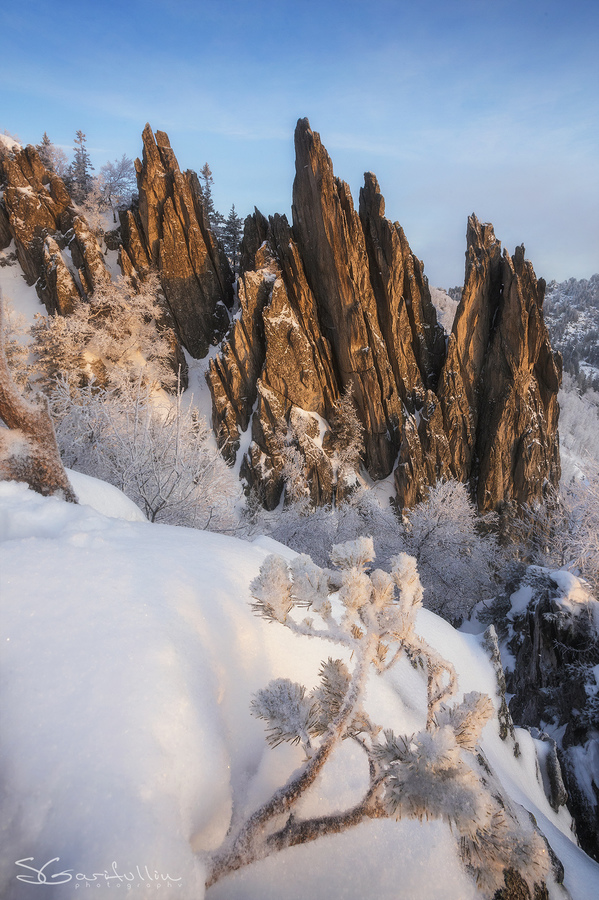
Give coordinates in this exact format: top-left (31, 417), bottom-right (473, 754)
top-left (1, 482), bottom-right (598, 899)
top-left (65, 468), bottom-right (147, 522)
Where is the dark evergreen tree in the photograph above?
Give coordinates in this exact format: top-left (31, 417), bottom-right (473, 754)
top-left (36, 132), bottom-right (54, 170)
top-left (199, 162), bottom-right (225, 240)
top-left (199, 162), bottom-right (216, 224)
top-left (35, 132), bottom-right (69, 178)
top-left (67, 131), bottom-right (95, 204)
top-left (223, 204), bottom-right (243, 272)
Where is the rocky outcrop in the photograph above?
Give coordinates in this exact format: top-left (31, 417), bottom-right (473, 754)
top-left (120, 124), bottom-right (233, 358)
top-left (504, 567), bottom-right (599, 861)
top-left (207, 213), bottom-right (340, 508)
top-left (208, 118), bottom-right (560, 512)
top-left (291, 120), bottom-right (404, 480)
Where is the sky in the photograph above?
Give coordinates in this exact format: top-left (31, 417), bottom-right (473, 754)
top-left (1, 0), bottom-right (597, 288)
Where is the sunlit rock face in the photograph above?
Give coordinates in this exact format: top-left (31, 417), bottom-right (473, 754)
top-left (437, 218), bottom-right (561, 510)
top-left (207, 118), bottom-right (561, 511)
top-left (0, 141), bottom-right (112, 315)
top-left (0, 120), bottom-right (560, 511)
top-left (120, 124), bottom-right (233, 359)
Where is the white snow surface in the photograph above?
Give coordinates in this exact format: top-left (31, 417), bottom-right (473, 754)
top-left (1, 479), bottom-right (599, 900)
top-left (65, 468), bottom-right (147, 522)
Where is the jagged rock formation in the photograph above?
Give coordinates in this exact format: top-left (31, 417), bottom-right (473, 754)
top-left (207, 118), bottom-right (561, 511)
top-left (0, 136), bottom-right (191, 385)
top-left (0, 120), bottom-right (561, 512)
top-left (0, 141), bottom-right (112, 314)
top-left (438, 220), bottom-right (561, 510)
top-left (119, 124), bottom-right (233, 358)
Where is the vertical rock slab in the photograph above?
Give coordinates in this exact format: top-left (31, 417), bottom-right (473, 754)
top-left (437, 215), bottom-right (503, 482)
top-left (436, 216), bottom-right (561, 509)
top-left (475, 246), bottom-right (561, 509)
top-left (206, 234), bottom-right (277, 459)
top-left (39, 236), bottom-right (80, 315)
top-left (359, 172), bottom-right (445, 404)
top-left (291, 118), bottom-right (403, 479)
top-left (129, 124), bottom-right (233, 358)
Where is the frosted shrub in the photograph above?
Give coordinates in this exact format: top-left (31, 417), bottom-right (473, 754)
top-left (402, 479), bottom-right (498, 624)
top-left (205, 539), bottom-right (552, 896)
top-left (50, 378), bottom-right (239, 529)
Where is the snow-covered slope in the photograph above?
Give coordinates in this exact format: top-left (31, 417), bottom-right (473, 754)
top-left (1, 479), bottom-right (598, 899)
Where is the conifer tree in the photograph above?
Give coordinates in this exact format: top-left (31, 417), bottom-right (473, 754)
top-left (67, 130), bottom-right (94, 204)
top-left (36, 132), bottom-right (54, 170)
top-left (223, 203), bottom-right (243, 272)
top-left (35, 132), bottom-right (69, 178)
top-left (199, 162), bottom-right (225, 240)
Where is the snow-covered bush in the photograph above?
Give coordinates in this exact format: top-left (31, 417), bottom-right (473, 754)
top-left (50, 378), bottom-right (239, 529)
top-left (259, 487), bottom-right (402, 569)
top-left (513, 473), bottom-right (599, 598)
top-left (401, 480), bottom-right (498, 625)
top-left (205, 539), bottom-right (552, 897)
top-left (0, 297), bottom-right (29, 391)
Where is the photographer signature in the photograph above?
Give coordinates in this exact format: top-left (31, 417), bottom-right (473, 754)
top-left (15, 858), bottom-right (182, 886)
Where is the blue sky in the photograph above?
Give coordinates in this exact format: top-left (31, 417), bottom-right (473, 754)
top-left (2, 0), bottom-right (597, 287)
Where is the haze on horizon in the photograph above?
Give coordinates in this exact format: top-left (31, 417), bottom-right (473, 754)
top-left (1, 0), bottom-right (597, 289)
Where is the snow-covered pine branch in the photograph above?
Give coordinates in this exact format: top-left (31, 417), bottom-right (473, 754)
top-left (205, 538), bottom-right (553, 897)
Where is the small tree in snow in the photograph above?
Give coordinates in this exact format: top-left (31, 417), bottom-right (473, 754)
top-left (205, 538), bottom-right (552, 896)
top-left (36, 132), bottom-right (69, 179)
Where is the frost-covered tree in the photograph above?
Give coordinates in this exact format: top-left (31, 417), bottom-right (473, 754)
top-left (1, 298), bottom-right (30, 391)
top-left (205, 539), bottom-right (552, 897)
top-left (402, 479), bottom-right (498, 625)
top-left (30, 272), bottom-right (175, 393)
top-left (35, 132), bottom-right (69, 178)
top-left (99, 154), bottom-right (137, 219)
top-left (50, 377), bottom-right (239, 528)
top-left (258, 486), bottom-right (401, 569)
top-left (514, 473), bottom-right (599, 597)
top-left (0, 290), bottom-right (76, 502)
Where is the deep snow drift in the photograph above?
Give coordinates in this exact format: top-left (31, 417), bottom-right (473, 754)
top-left (1, 478), bottom-right (599, 899)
